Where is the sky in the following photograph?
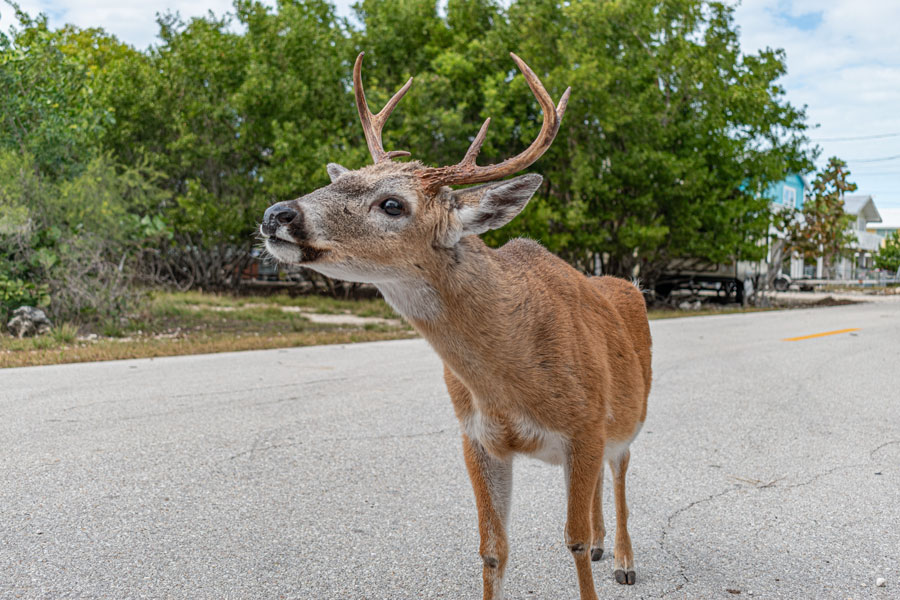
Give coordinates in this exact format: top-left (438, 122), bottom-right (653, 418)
top-left (4, 0), bottom-right (900, 215)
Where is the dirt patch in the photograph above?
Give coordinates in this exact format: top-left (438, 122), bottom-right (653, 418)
top-left (298, 312), bottom-right (401, 326)
top-left (182, 302), bottom-right (402, 327)
top-left (764, 295), bottom-right (862, 309)
top-left (806, 296), bottom-right (860, 307)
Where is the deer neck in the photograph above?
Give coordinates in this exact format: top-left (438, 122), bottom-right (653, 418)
top-left (377, 236), bottom-right (523, 397)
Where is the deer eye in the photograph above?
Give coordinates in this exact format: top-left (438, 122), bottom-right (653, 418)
top-left (379, 198), bottom-right (405, 217)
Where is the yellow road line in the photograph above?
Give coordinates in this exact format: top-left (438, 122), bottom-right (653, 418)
top-left (782, 328), bottom-right (860, 342)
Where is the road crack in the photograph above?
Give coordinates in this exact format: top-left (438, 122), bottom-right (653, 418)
top-left (870, 439), bottom-right (900, 459)
top-left (656, 484), bottom-right (741, 598)
top-left (783, 462), bottom-right (870, 490)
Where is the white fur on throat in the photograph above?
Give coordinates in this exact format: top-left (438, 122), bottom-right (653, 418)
top-left (377, 279), bottom-right (441, 321)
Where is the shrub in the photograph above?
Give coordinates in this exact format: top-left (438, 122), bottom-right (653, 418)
top-left (875, 231), bottom-right (900, 273)
top-left (0, 151), bottom-right (169, 326)
top-left (0, 273), bottom-right (50, 323)
top-left (52, 322), bottom-right (79, 343)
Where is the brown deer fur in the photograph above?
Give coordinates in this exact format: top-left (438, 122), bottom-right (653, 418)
top-left (261, 54), bottom-right (652, 600)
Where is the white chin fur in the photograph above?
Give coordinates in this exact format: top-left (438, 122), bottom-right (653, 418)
top-left (264, 238), bottom-right (303, 264)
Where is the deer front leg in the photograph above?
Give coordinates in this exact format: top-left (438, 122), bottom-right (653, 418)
top-left (462, 434), bottom-right (513, 600)
top-left (610, 450), bottom-right (636, 585)
top-left (591, 468), bottom-right (605, 561)
top-left (564, 445), bottom-right (604, 600)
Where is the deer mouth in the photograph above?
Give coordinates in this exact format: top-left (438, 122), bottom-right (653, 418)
top-left (264, 237), bottom-right (327, 264)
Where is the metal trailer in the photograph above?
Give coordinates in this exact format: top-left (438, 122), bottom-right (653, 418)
top-left (653, 257), bottom-right (764, 305)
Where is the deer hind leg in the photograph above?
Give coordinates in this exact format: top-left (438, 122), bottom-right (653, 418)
top-left (610, 450), bottom-right (636, 585)
top-left (590, 468), bottom-right (606, 561)
top-left (462, 435), bottom-right (513, 600)
top-left (564, 446), bottom-right (604, 600)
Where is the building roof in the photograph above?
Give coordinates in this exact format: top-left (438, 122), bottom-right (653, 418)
top-left (874, 208), bottom-right (900, 229)
top-left (843, 195), bottom-right (882, 223)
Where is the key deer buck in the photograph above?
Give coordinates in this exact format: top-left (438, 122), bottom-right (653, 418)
top-left (261, 52), bottom-right (652, 600)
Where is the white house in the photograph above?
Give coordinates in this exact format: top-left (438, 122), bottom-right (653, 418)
top-left (831, 195), bottom-right (883, 279)
top-left (867, 207), bottom-right (900, 243)
top-left (761, 179), bottom-right (886, 280)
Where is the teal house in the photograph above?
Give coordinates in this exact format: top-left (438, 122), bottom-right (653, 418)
top-left (763, 173), bottom-right (807, 209)
top-left (760, 172), bottom-right (809, 280)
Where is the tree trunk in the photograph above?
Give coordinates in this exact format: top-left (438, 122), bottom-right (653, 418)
top-left (764, 237), bottom-right (785, 291)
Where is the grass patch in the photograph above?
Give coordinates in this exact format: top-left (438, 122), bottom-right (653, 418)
top-left (0, 329), bottom-right (415, 369)
top-left (2, 291), bottom-right (411, 368)
top-left (647, 306), bottom-right (777, 320)
top-left (51, 322), bottom-right (79, 344)
top-left (818, 283), bottom-right (900, 294)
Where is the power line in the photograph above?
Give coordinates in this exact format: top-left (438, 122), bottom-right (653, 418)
top-left (847, 154), bottom-right (900, 163)
top-left (811, 132), bottom-right (900, 142)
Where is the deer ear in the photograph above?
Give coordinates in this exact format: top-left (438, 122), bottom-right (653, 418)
top-left (451, 174), bottom-right (543, 237)
top-left (327, 163), bottom-right (350, 182)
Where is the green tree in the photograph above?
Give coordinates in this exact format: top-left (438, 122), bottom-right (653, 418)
top-left (89, 2), bottom-right (354, 288)
top-left (235, 0), bottom-right (356, 199)
top-left (0, 5), bottom-right (169, 322)
top-left (786, 157), bottom-right (856, 278)
top-left (874, 231), bottom-right (900, 273)
top-left (485, 0), bottom-right (815, 281)
top-left (0, 4), bottom-right (110, 178)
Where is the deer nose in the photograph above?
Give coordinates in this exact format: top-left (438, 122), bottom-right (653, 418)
top-left (262, 203), bottom-right (298, 237)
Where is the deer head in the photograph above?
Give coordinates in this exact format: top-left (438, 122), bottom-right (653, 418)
top-left (260, 52), bottom-right (570, 289)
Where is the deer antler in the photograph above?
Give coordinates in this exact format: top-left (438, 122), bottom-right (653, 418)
top-left (418, 53), bottom-right (571, 192)
top-left (354, 52), bottom-right (413, 163)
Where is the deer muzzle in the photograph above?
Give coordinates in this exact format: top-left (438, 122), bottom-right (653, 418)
top-left (261, 202), bottom-right (301, 239)
top-left (261, 201), bottom-right (327, 264)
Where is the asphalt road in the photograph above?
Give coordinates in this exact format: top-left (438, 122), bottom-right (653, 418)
top-left (2, 302), bottom-right (899, 600)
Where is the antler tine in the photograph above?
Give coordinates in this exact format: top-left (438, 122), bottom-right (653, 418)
top-left (509, 52), bottom-right (557, 128)
top-left (418, 53), bottom-right (571, 191)
top-left (461, 117), bottom-right (491, 166)
top-left (353, 52), bottom-right (413, 163)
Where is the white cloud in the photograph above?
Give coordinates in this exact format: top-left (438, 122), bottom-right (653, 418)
top-left (734, 0), bottom-right (900, 208)
top-left (8, 1), bottom-right (240, 48)
top-left (5, 1), bottom-right (357, 48)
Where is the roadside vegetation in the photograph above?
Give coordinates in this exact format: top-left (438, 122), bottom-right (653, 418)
top-left (875, 231), bottom-right (900, 273)
top-left (0, 291), bottom-right (413, 368)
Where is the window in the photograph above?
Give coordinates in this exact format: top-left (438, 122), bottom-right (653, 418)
top-left (783, 187), bottom-right (797, 208)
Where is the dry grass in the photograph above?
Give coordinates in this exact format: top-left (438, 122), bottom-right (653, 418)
top-left (819, 283), bottom-right (900, 295)
top-left (1, 291), bottom-right (413, 369)
top-left (647, 306), bottom-right (777, 320)
top-left (0, 329), bottom-right (415, 369)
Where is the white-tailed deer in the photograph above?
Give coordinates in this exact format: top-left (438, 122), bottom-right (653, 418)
top-left (261, 52), bottom-right (652, 600)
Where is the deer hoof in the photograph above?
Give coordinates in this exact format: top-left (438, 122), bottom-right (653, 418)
top-left (614, 569), bottom-right (636, 585)
top-left (591, 547), bottom-right (604, 561)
